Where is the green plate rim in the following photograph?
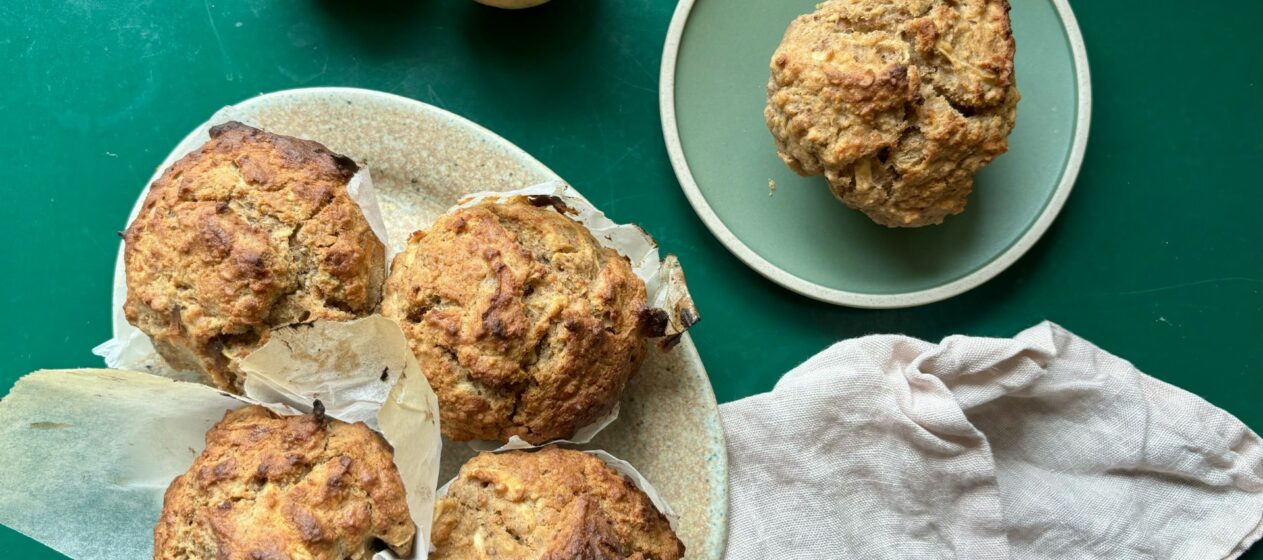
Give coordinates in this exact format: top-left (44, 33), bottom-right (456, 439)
top-left (659, 0), bottom-right (1093, 308)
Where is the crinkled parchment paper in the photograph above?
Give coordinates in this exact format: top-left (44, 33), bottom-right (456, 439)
top-left (466, 404), bottom-right (618, 452)
top-left (242, 316), bottom-right (442, 560)
top-left (435, 448), bottom-right (679, 532)
top-left (588, 450), bottom-right (679, 531)
top-left (93, 105), bottom-right (392, 380)
top-left (0, 317), bottom-right (439, 560)
top-left (458, 180), bottom-right (700, 450)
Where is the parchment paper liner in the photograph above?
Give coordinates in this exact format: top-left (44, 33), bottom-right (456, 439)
top-left (92, 105), bottom-right (392, 381)
top-left (456, 180), bottom-right (700, 451)
top-left (0, 317), bottom-right (440, 560)
top-left (435, 448), bottom-right (680, 535)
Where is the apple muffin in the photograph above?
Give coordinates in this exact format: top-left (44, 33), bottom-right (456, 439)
top-left (123, 121), bottom-right (386, 391)
top-left (765, 0), bottom-right (1020, 227)
top-left (382, 196), bottom-right (648, 443)
top-left (153, 405), bottom-right (415, 560)
top-left (432, 446), bottom-right (683, 559)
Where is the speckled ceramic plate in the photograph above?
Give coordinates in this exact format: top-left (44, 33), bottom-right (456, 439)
top-left (661, 0), bottom-right (1091, 308)
top-left (109, 87), bottom-right (728, 559)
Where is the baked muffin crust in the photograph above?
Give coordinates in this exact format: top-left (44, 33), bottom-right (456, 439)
top-left (764, 0), bottom-right (1019, 227)
top-left (123, 122), bottom-right (386, 390)
top-left (432, 446), bottom-right (683, 559)
top-left (382, 197), bottom-right (648, 443)
top-left (153, 405), bottom-right (415, 560)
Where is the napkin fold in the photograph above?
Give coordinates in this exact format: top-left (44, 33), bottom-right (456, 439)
top-left (721, 322), bottom-right (1263, 559)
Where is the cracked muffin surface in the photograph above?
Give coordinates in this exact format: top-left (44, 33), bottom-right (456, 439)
top-left (153, 406), bottom-right (415, 560)
top-left (381, 197), bottom-right (647, 443)
top-left (431, 446), bottom-right (683, 560)
top-left (123, 121), bottom-right (386, 391)
top-left (764, 0), bottom-right (1019, 227)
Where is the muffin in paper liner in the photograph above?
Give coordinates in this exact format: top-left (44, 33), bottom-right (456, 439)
top-left (0, 317), bottom-right (441, 560)
top-left (387, 180), bottom-right (700, 450)
top-left (439, 447), bottom-right (687, 556)
top-left (93, 105), bottom-right (392, 387)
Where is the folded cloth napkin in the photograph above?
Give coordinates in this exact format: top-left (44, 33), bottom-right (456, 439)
top-left (722, 322), bottom-right (1263, 559)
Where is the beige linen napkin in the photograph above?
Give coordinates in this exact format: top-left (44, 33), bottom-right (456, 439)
top-left (721, 322), bottom-right (1263, 559)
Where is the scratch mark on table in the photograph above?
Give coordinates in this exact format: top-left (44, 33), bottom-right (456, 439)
top-left (604, 67), bottom-right (655, 95)
top-left (615, 35), bottom-right (655, 82)
top-left (427, 84), bottom-right (448, 109)
top-left (140, 46), bottom-right (177, 60)
top-left (601, 141), bottom-right (645, 176)
top-left (1115, 277), bottom-right (1261, 296)
top-left (204, 0), bottom-right (236, 81)
top-left (598, 141), bottom-right (648, 212)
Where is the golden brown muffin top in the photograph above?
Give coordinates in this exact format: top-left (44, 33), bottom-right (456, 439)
top-left (153, 405), bottom-right (415, 560)
top-left (382, 197), bottom-right (648, 443)
top-left (432, 447), bottom-right (683, 560)
top-left (764, 0), bottom-right (1019, 227)
top-left (123, 122), bottom-right (386, 390)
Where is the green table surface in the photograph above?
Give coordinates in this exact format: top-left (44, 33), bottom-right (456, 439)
top-left (1, 1), bottom-right (1259, 557)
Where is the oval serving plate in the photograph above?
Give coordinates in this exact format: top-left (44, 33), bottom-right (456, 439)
top-left (109, 88), bottom-right (728, 559)
top-left (661, 0), bottom-right (1091, 308)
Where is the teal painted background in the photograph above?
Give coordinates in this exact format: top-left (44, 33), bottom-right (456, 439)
top-left (1, 0), bottom-right (1259, 557)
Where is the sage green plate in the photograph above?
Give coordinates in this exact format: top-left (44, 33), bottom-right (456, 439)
top-left (661, 0), bottom-right (1091, 308)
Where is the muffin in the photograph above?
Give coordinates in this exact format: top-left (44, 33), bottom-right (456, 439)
top-left (764, 0), bottom-right (1020, 227)
top-left (153, 405), bottom-right (415, 559)
top-left (432, 446), bottom-right (683, 559)
top-left (382, 196), bottom-right (649, 443)
top-left (123, 122), bottom-right (386, 391)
